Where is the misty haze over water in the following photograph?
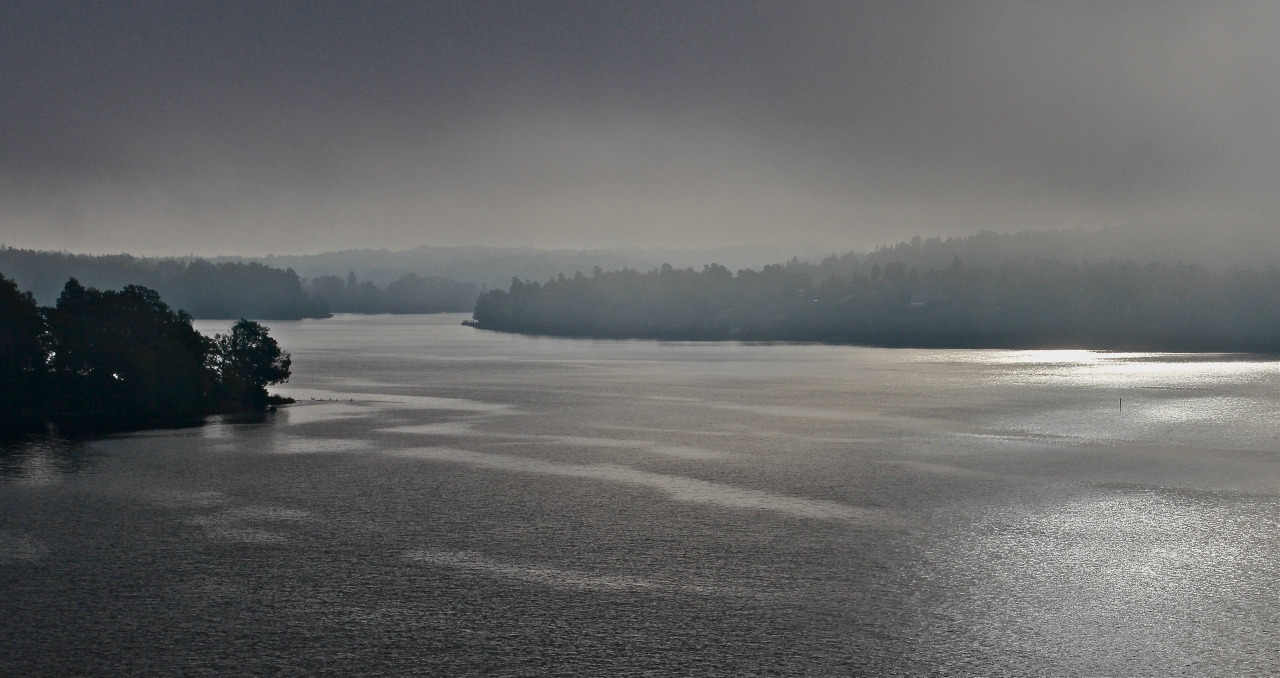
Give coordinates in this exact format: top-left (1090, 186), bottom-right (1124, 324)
top-left (3, 315), bottom-right (1280, 674)
top-left (5, 1), bottom-right (1280, 674)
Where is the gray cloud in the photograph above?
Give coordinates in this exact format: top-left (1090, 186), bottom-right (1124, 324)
top-left (2, 1), bottom-right (1277, 254)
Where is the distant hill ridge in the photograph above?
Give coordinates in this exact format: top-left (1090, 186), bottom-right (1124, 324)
top-left (5, 228), bottom-right (1278, 321)
top-left (214, 227), bottom-right (1280, 291)
top-left (858, 228), bottom-right (1280, 274)
top-left (211, 242), bottom-right (844, 290)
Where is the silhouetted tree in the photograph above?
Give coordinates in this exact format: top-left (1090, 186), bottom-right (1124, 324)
top-left (0, 274), bottom-right (47, 434)
top-left (0, 277), bottom-right (294, 436)
top-left (212, 319), bottom-right (291, 409)
top-left (44, 279), bottom-right (214, 428)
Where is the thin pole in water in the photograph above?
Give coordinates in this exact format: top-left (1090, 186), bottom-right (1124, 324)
top-left (1120, 397), bottom-right (1122, 412)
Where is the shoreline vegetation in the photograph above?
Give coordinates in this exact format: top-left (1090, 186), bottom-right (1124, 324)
top-left (469, 253), bottom-right (1280, 352)
top-left (9, 229), bottom-right (1280, 366)
top-left (1, 274), bottom-right (292, 439)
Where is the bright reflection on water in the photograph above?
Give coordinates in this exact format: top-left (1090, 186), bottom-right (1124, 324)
top-left (2, 314), bottom-right (1279, 675)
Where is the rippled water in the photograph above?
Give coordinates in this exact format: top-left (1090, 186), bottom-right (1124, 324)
top-left (3, 314), bottom-right (1279, 675)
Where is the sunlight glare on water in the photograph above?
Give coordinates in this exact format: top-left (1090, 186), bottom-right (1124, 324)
top-left (2, 314), bottom-right (1279, 675)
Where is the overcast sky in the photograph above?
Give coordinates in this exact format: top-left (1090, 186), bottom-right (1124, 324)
top-left (2, 1), bottom-right (1277, 255)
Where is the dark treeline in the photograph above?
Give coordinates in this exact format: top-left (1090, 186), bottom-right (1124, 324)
top-left (307, 272), bottom-right (477, 313)
top-left (1, 274), bottom-right (291, 437)
top-left (470, 257), bottom-right (1280, 351)
top-left (0, 248), bottom-right (480, 318)
top-left (0, 248), bottom-right (327, 319)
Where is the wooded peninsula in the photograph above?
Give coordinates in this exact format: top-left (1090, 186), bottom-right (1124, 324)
top-left (470, 243), bottom-right (1280, 352)
top-left (1, 274), bottom-right (292, 438)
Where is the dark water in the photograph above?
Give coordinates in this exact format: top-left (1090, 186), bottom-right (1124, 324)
top-left (3, 314), bottom-right (1280, 675)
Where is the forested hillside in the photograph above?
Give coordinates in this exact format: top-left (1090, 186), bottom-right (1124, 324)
top-left (0, 248), bottom-right (480, 318)
top-left (0, 249), bottom-right (327, 319)
top-left (470, 257), bottom-right (1280, 351)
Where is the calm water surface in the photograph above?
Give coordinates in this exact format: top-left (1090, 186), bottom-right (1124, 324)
top-left (3, 314), bottom-right (1279, 675)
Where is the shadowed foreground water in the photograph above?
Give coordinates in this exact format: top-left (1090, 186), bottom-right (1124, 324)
top-left (3, 314), bottom-right (1279, 675)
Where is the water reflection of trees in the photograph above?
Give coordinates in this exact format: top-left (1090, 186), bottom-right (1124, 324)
top-left (0, 438), bottom-right (100, 480)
